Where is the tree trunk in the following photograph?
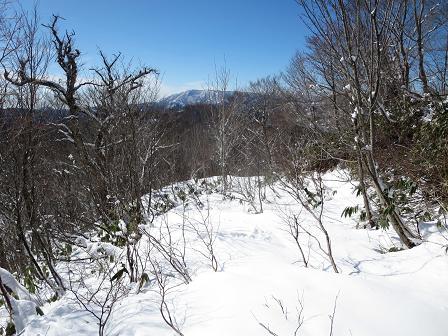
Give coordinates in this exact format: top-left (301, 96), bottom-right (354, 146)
top-left (357, 155), bottom-right (376, 229)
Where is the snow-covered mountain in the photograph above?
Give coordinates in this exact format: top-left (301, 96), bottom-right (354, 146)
top-left (158, 89), bottom-right (236, 109)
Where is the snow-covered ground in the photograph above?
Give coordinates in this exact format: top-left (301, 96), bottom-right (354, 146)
top-left (18, 171), bottom-right (448, 336)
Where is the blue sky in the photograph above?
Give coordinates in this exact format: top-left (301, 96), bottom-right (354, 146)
top-left (23, 0), bottom-right (307, 96)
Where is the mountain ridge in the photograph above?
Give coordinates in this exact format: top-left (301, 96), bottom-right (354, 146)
top-left (158, 89), bottom-right (237, 110)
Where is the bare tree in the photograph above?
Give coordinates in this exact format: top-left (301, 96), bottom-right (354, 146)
top-left (0, 7), bottom-right (67, 296)
top-left (3, 14), bottom-right (164, 287)
top-left (294, 0), bottom-right (447, 248)
top-left (208, 66), bottom-right (243, 191)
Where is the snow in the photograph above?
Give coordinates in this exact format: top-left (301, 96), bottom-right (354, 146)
top-left (0, 268), bottom-right (36, 303)
top-left (10, 298), bottom-right (39, 333)
top-left (0, 268), bottom-right (40, 333)
top-left (8, 171), bottom-right (448, 336)
top-left (158, 90), bottom-right (233, 109)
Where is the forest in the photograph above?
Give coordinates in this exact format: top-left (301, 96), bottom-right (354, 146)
top-left (0, 0), bottom-right (447, 335)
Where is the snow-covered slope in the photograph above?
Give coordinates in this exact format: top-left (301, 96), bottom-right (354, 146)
top-left (158, 89), bottom-right (235, 109)
top-left (19, 171), bottom-right (448, 336)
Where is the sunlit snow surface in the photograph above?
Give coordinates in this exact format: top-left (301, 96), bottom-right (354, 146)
top-left (21, 171), bottom-right (448, 336)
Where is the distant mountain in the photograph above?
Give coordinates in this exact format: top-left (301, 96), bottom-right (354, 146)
top-left (157, 89), bottom-right (237, 110)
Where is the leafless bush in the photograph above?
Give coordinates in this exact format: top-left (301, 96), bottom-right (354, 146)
top-left (187, 199), bottom-right (220, 272)
top-left (141, 215), bottom-right (191, 284)
top-left (254, 293), bottom-right (305, 336)
top-left (255, 292), bottom-right (339, 336)
top-left (149, 259), bottom-right (185, 336)
top-left (279, 209), bottom-right (310, 268)
top-left (278, 172), bottom-right (339, 273)
top-left (232, 176), bottom-right (265, 214)
top-left (67, 257), bottom-right (129, 336)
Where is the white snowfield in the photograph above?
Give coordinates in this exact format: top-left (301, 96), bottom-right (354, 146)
top-left (20, 171), bottom-right (448, 336)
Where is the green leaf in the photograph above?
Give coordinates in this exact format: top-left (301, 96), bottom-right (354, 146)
top-left (36, 306), bottom-right (44, 316)
top-left (341, 205), bottom-right (359, 218)
top-left (111, 267), bottom-right (128, 282)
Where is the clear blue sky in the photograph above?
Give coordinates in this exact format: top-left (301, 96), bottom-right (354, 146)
top-left (23, 0), bottom-right (307, 96)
